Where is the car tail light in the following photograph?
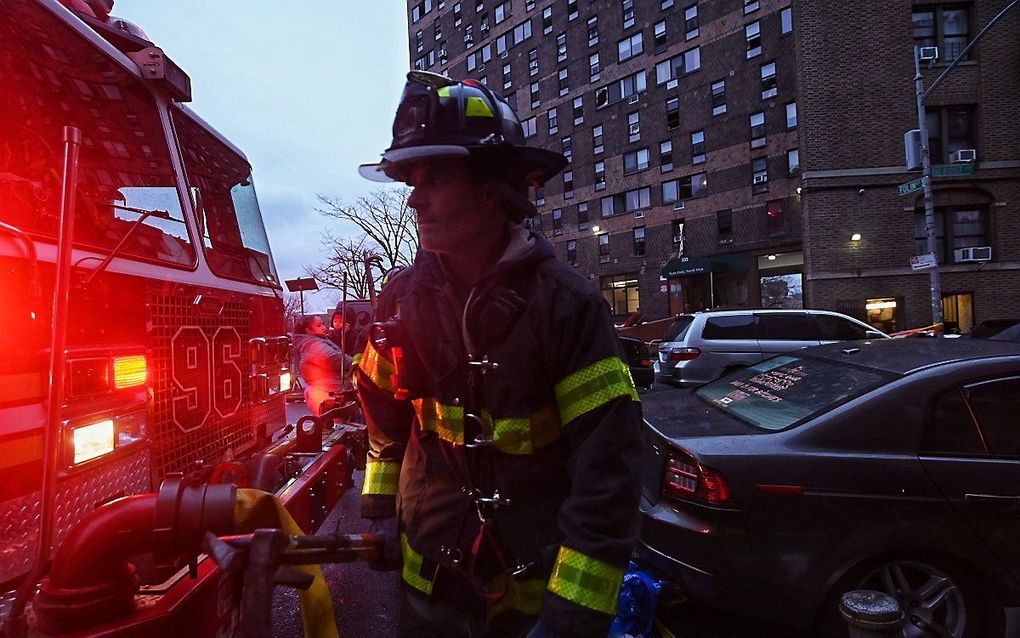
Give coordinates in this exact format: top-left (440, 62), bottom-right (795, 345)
top-left (669, 347), bottom-right (701, 362)
top-left (663, 447), bottom-right (733, 505)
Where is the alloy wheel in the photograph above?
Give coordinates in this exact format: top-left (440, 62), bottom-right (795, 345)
top-left (859, 559), bottom-right (967, 638)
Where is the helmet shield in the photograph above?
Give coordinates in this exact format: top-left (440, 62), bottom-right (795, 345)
top-left (359, 71), bottom-right (566, 185)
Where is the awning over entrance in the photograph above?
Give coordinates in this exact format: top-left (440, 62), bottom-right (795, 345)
top-left (661, 253), bottom-right (752, 279)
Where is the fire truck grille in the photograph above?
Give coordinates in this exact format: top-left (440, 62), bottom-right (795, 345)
top-left (149, 291), bottom-right (255, 479)
top-left (0, 448), bottom-right (151, 584)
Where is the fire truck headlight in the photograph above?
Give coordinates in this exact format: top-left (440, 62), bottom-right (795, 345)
top-left (72, 419), bottom-right (115, 465)
top-left (279, 371), bottom-right (292, 393)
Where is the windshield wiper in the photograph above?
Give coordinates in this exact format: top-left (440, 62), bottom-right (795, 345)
top-left (78, 204), bottom-right (177, 289)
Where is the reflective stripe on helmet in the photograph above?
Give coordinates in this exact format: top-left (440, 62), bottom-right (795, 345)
top-left (401, 533), bottom-right (439, 595)
top-left (547, 545), bottom-right (624, 615)
top-left (362, 459), bottom-right (400, 496)
top-left (412, 399), bottom-right (563, 454)
top-left (554, 357), bottom-right (639, 426)
top-left (360, 340), bottom-right (396, 394)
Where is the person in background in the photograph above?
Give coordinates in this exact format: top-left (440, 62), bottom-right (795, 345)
top-left (293, 315), bottom-right (352, 416)
top-left (355, 71), bottom-right (642, 638)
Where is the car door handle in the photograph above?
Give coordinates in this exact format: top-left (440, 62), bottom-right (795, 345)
top-left (964, 493), bottom-right (1020, 503)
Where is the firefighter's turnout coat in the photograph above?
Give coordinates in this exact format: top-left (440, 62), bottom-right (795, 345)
top-left (356, 225), bottom-right (642, 635)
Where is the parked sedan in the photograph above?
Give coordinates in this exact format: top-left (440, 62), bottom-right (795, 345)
top-left (639, 338), bottom-right (1020, 637)
top-left (619, 335), bottom-right (654, 389)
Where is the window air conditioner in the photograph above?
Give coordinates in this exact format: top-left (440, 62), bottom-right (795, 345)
top-left (954, 246), bottom-right (992, 262)
top-left (628, 122), bottom-right (640, 135)
top-left (753, 173), bottom-right (768, 184)
top-left (481, 24), bottom-right (490, 33)
top-left (673, 200), bottom-right (685, 210)
top-left (627, 93), bottom-right (640, 104)
top-left (595, 87), bottom-right (609, 107)
top-left (952, 148), bottom-right (977, 163)
top-left (673, 234), bottom-right (684, 243)
top-left (918, 46), bottom-right (939, 62)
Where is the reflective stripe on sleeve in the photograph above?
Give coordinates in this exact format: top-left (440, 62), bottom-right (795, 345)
top-left (547, 545), bottom-right (624, 615)
top-left (413, 397), bottom-right (466, 445)
top-left (400, 533), bottom-right (439, 595)
top-left (360, 340), bottom-right (396, 394)
top-left (554, 357), bottom-right (639, 425)
top-left (362, 459), bottom-right (400, 496)
top-left (412, 399), bottom-right (562, 453)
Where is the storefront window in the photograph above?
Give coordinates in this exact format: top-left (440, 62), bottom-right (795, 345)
top-left (866, 297), bottom-right (903, 333)
top-left (941, 292), bottom-right (973, 334)
top-left (600, 273), bottom-right (639, 318)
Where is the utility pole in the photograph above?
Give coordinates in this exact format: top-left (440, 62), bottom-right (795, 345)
top-left (911, 0), bottom-right (1019, 333)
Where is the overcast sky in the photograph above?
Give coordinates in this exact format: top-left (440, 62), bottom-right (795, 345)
top-left (115, 1), bottom-right (410, 312)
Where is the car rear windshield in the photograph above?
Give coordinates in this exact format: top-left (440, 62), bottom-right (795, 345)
top-left (696, 355), bottom-right (894, 431)
top-left (661, 316), bottom-right (694, 342)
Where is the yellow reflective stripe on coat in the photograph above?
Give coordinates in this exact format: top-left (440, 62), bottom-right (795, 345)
top-left (413, 399), bottom-right (562, 453)
top-left (362, 459), bottom-right (400, 496)
top-left (360, 340), bottom-right (396, 394)
top-left (547, 545), bottom-right (624, 615)
top-left (400, 533), bottom-right (439, 595)
top-left (413, 397), bottom-right (466, 445)
top-left (554, 357), bottom-right (639, 425)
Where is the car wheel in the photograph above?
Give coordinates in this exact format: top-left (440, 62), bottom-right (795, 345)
top-left (817, 556), bottom-right (994, 638)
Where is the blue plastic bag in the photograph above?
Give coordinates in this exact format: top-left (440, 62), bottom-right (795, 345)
top-left (609, 562), bottom-right (662, 638)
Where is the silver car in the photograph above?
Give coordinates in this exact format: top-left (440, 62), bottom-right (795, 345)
top-left (653, 309), bottom-right (888, 386)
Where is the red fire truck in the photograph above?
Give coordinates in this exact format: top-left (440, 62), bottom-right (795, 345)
top-left (0, 0), bottom-right (359, 635)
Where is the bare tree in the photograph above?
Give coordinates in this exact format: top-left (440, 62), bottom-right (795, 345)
top-left (282, 292), bottom-right (304, 332)
top-left (308, 187), bottom-right (417, 301)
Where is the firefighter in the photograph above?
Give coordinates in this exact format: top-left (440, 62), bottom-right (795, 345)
top-left (355, 71), bottom-right (642, 637)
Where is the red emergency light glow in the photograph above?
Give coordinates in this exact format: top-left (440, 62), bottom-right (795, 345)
top-left (113, 355), bottom-right (146, 389)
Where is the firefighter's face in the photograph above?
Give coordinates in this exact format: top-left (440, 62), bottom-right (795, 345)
top-left (406, 159), bottom-right (503, 255)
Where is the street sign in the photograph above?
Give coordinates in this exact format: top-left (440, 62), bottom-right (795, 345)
top-left (910, 253), bottom-right (937, 271)
top-left (932, 164), bottom-right (975, 177)
top-left (898, 178), bottom-right (924, 196)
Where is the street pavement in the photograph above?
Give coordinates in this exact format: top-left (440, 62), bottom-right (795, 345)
top-left (276, 391), bottom-right (803, 638)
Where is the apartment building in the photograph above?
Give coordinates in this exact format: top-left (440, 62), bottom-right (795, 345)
top-left (405, 0), bottom-right (1018, 330)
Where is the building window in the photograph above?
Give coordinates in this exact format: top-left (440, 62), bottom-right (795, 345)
top-left (622, 0), bottom-right (635, 29)
top-left (454, 2), bottom-right (463, 26)
top-left (660, 140), bottom-right (674, 172)
top-left (587, 54), bottom-right (601, 82)
top-left (662, 173), bottom-right (707, 204)
top-left (558, 68), bottom-right (569, 96)
top-left (522, 115), bottom-right (538, 137)
top-left (547, 107), bottom-right (558, 135)
top-left (525, 0), bottom-right (535, 10)
top-left (561, 135), bottom-right (573, 162)
top-left (465, 24), bottom-right (475, 48)
top-left (781, 6), bottom-right (793, 34)
top-left (587, 16), bottom-right (599, 46)
top-left (667, 97), bottom-right (680, 129)
top-left (654, 20), bottom-right (667, 49)
top-left (913, 6), bottom-right (969, 62)
top-left (750, 111), bottom-right (766, 148)
top-left (941, 292), bottom-right (975, 333)
top-left (435, 21), bottom-right (443, 40)
top-left (567, 0), bottom-right (579, 21)
top-left (557, 33), bottom-right (568, 62)
top-left (654, 47), bottom-right (701, 85)
top-left (661, 0), bottom-right (674, 8)
top-left (535, 185), bottom-right (545, 206)
top-left (563, 170), bottom-right (574, 199)
top-left (761, 61), bottom-right (777, 99)
top-left (467, 44), bottom-right (492, 71)
top-left (578, 202), bottom-right (589, 230)
top-left (717, 210), bottom-right (734, 244)
top-left (602, 274), bottom-right (640, 317)
top-left (416, 30), bottom-right (424, 53)
top-left (502, 63), bottom-right (512, 89)
top-left (567, 240), bottom-right (577, 266)
top-left (552, 208), bottom-right (563, 235)
top-left (598, 233), bottom-right (610, 263)
top-left (752, 157), bottom-right (769, 194)
top-left (476, 0), bottom-right (484, 13)
top-left (786, 101), bottom-right (798, 129)
top-left (542, 6), bottom-right (552, 34)
top-left (623, 148), bottom-right (650, 174)
top-left (691, 130), bottom-right (705, 164)
top-left (926, 106), bottom-right (975, 164)
top-left (594, 161), bottom-right (606, 190)
top-left (628, 111), bottom-right (640, 142)
top-left (746, 21), bottom-right (761, 58)
top-left (787, 148), bottom-right (800, 176)
top-left (766, 200), bottom-right (785, 236)
top-left (711, 79), bottom-right (726, 116)
top-left (744, 0), bottom-right (759, 14)
top-left (914, 208), bottom-right (988, 263)
top-left (481, 13), bottom-right (490, 33)
top-left (592, 125), bottom-right (604, 155)
top-left (684, 4), bottom-right (699, 39)
top-left (495, 0), bottom-right (511, 23)
top-left (618, 32), bottom-right (644, 62)
top-left (530, 81), bottom-right (541, 108)
top-left (633, 226), bottom-right (646, 256)
top-left (601, 187), bottom-right (651, 216)
top-left (528, 48), bottom-right (539, 76)
top-left (573, 97), bottom-right (584, 125)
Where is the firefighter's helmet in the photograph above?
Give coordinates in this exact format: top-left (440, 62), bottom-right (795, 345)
top-left (358, 71), bottom-right (567, 186)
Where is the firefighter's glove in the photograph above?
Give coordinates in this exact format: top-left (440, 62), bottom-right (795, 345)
top-left (367, 517), bottom-right (401, 572)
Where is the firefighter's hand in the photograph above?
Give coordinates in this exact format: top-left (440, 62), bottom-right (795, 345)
top-left (367, 517), bottom-right (401, 572)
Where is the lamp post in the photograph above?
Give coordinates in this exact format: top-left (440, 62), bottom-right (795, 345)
top-left (284, 276), bottom-right (319, 316)
top-left (911, 0), bottom-right (1018, 333)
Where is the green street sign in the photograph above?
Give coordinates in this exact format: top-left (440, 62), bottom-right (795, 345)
top-left (932, 164), bottom-right (976, 177)
top-left (898, 178), bottom-right (924, 196)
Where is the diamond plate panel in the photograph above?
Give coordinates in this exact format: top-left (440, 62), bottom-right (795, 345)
top-left (0, 447), bottom-right (152, 584)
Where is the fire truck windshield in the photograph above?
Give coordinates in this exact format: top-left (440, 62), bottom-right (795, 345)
top-left (0, 1), bottom-right (195, 268)
top-left (172, 108), bottom-right (281, 288)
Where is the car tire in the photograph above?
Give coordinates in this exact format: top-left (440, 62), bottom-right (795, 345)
top-left (815, 554), bottom-right (999, 638)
